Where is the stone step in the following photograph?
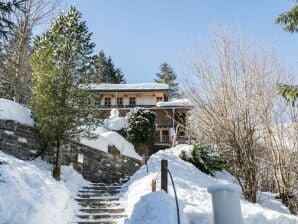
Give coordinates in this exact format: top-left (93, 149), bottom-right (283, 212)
top-left (77, 192), bottom-right (119, 197)
top-left (78, 189), bottom-right (121, 194)
top-left (76, 219), bottom-right (124, 224)
top-left (82, 186), bottom-right (122, 191)
top-left (76, 195), bottom-right (120, 199)
top-left (79, 208), bottom-right (125, 214)
top-left (77, 202), bottom-right (122, 208)
top-left (90, 183), bottom-right (121, 186)
top-left (76, 213), bottom-right (126, 220)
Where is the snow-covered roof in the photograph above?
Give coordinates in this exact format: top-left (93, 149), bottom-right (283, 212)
top-left (156, 99), bottom-right (192, 107)
top-left (88, 83), bottom-right (169, 92)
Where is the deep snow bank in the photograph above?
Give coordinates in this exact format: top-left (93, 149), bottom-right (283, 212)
top-left (0, 98), bottom-right (34, 127)
top-left (80, 127), bottom-right (141, 160)
top-left (123, 144), bottom-right (298, 224)
top-left (0, 151), bottom-right (88, 224)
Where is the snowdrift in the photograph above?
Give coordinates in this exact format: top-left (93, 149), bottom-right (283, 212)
top-left (123, 144), bottom-right (298, 224)
top-left (80, 127), bottom-right (141, 160)
top-left (0, 151), bottom-right (88, 224)
top-left (0, 98), bottom-right (34, 127)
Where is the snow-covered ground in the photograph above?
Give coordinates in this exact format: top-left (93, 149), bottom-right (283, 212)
top-left (0, 151), bottom-right (89, 224)
top-left (122, 144), bottom-right (298, 224)
top-left (0, 98), bottom-right (34, 127)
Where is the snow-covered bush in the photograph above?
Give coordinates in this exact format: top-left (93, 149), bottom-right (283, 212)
top-left (127, 107), bottom-right (155, 155)
top-left (180, 142), bottom-right (226, 175)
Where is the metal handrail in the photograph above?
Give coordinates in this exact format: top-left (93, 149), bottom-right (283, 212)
top-left (163, 165), bottom-right (180, 224)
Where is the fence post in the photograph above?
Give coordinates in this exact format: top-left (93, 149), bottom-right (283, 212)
top-left (161, 159), bottom-right (168, 193)
top-left (207, 184), bottom-right (243, 224)
top-left (152, 179), bottom-right (156, 192)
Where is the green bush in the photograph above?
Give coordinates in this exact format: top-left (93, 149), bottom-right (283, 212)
top-left (180, 142), bottom-right (226, 175)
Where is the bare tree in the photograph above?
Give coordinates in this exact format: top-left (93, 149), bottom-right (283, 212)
top-left (0, 0), bottom-right (61, 104)
top-left (183, 28), bottom-right (295, 204)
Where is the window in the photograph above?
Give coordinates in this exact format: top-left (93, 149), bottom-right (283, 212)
top-left (156, 97), bottom-right (163, 102)
top-left (129, 97), bottom-right (136, 105)
top-left (104, 97), bottom-right (111, 106)
top-left (117, 97), bottom-right (123, 105)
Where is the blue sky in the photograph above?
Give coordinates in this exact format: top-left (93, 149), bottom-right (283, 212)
top-left (64, 0), bottom-right (298, 83)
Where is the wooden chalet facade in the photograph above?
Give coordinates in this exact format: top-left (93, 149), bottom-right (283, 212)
top-left (89, 83), bottom-right (191, 148)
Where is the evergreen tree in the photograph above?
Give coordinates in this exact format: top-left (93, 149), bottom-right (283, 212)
top-left (0, 0), bottom-right (27, 42)
top-left (155, 63), bottom-right (179, 98)
top-left (276, 1), bottom-right (298, 33)
top-left (30, 6), bottom-right (97, 180)
top-left (276, 2), bottom-right (298, 108)
top-left (127, 108), bottom-right (155, 156)
top-left (93, 50), bottom-right (126, 84)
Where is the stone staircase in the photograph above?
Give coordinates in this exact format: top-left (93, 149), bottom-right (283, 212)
top-left (74, 183), bottom-right (127, 224)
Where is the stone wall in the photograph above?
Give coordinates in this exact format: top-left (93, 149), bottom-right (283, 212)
top-left (0, 120), bottom-right (43, 160)
top-left (42, 142), bottom-right (141, 184)
top-left (0, 120), bottom-right (141, 184)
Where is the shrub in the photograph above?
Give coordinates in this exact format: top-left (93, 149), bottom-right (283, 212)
top-left (127, 107), bottom-right (155, 155)
top-left (180, 142), bottom-right (226, 175)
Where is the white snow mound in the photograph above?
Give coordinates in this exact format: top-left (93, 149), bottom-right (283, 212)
top-left (80, 127), bottom-right (141, 160)
top-left (0, 98), bottom-right (34, 127)
top-left (123, 144), bottom-right (298, 224)
top-left (0, 151), bottom-right (88, 224)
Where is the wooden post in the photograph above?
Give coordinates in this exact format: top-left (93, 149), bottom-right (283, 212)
top-left (152, 179), bottom-right (156, 192)
top-left (161, 159), bottom-right (168, 193)
top-left (141, 154), bottom-right (146, 165)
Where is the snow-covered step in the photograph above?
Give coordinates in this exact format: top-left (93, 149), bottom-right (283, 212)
top-left (77, 201), bottom-right (122, 208)
top-left (79, 208), bottom-right (125, 214)
top-left (77, 195), bottom-right (120, 199)
top-left (82, 186), bottom-right (122, 191)
top-left (75, 183), bottom-right (127, 224)
top-left (78, 189), bottom-right (121, 194)
top-left (76, 218), bottom-right (124, 224)
top-left (76, 213), bottom-right (126, 220)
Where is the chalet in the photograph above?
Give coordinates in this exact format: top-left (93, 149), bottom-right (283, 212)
top-left (89, 83), bottom-right (192, 149)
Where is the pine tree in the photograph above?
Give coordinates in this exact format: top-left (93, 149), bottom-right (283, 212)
top-left (127, 108), bottom-right (155, 156)
top-left (0, 0), bottom-right (27, 42)
top-left (276, 2), bottom-right (298, 108)
top-left (93, 50), bottom-right (126, 84)
top-left (276, 1), bottom-right (298, 33)
top-left (155, 63), bottom-right (179, 98)
top-left (30, 6), bottom-right (97, 180)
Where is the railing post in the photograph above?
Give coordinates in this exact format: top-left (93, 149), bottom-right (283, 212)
top-left (152, 179), bottom-right (156, 192)
top-left (161, 159), bottom-right (168, 193)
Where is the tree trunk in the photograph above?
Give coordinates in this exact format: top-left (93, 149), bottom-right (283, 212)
top-left (53, 138), bottom-right (61, 181)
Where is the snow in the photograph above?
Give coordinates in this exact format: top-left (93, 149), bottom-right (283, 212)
top-left (0, 151), bottom-right (89, 224)
top-left (0, 98), bottom-right (34, 127)
top-left (156, 98), bottom-right (192, 107)
top-left (258, 192), bottom-right (292, 215)
top-left (123, 144), bottom-right (298, 224)
top-left (80, 127), bottom-right (141, 160)
top-left (103, 108), bottom-right (128, 131)
top-left (128, 191), bottom-right (189, 224)
top-left (207, 183), bottom-right (242, 193)
top-left (88, 83), bottom-right (169, 91)
top-left (104, 117), bottom-right (127, 131)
